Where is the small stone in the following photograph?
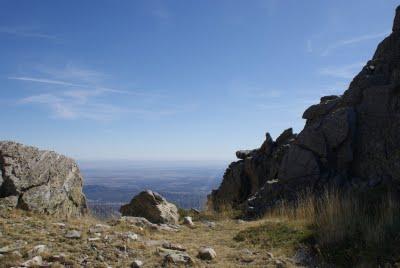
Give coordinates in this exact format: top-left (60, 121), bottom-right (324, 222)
top-left (89, 224), bottom-right (111, 234)
top-left (22, 256), bottom-right (43, 267)
top-left (0, 240), bottom-right (27, 253)
top-left (65, 230), bottom-right (81, 239)
top-left (88, 237), bottom-right (101, 242)
top-left (52, 222), bottom-right (66, 228)
top-left (162, 242), bottom-right (186, 252)
top-left (48, 254), bottom-right (66, 263)
top-left (28, 245), bottom-right (47, 258)
top-left (119, 231), bottom-right (139, 241)
top-left (183, 216), bottom-right (194, 227)
top-left (275, 259), bottom-right (285, 268)
top-left (131, 259), bottom-right (143, 268)
top-left (203, 221), bottom-right (216, 228)
top-left (163, 252), bottom-right (193, 265)
top-left (197, 247), bottom-right (216, 260)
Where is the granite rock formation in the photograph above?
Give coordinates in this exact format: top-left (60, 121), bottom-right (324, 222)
top-left (120, 190), bottom-right (179, 224)
top-left (209, 6), bottom-right (400, 217)
top-left (0, 141), bottom-right (87, 216)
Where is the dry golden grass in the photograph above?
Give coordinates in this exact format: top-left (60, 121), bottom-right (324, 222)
top-left (0, 209), bottom-right (298, 267)
top-left (262, 188), bottom-right (400, 267)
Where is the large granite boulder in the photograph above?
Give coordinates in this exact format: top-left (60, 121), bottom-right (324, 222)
top-left (0, 141), bottom-right (87, 216)
top-left (120, 190), bottom-right (179, 224)
top-left (209, 6), bottom-right (400, 217)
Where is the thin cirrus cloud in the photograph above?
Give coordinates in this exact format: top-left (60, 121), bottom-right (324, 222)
top-left (12, 65), bottom-right (172, 121)
top-left (321, 31), bottom-right (390, 56)
top-left (0, 26), bottom-right (56, 39)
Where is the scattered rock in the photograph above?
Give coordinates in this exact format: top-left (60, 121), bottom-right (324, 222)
top-left (0, 240), bottom-right (27, 253)
top-left (52, 222), bottom-right (66, 228)
top-left (27, 245), bottom-right (48, 258)
top-left (89, 224), bottom-right (111, 234)
top-left (162, 251), bottom-right (193, 265)
top-left (65, 230), bottom-right (81, 239)
top-left (197, 247), bottom-right (216, 260)
top-left (22, 256), bottom-right (43, 267)
top-left (162, 242), bottom-right (186, 252)
top-left (203, 220), bottom-right (216, 228)
top-left (238, 249), bottom-right (255, 263)
top-left (266, 252), bottom-right (274, 259)
top-left (183, 216), bottom-right (194, 227)
top-left (131, 259), bottom-right (143, 268)
top-left (119, 231), bottom-right (139, 241)
top-left (120, 190), bottom-right (179, 224)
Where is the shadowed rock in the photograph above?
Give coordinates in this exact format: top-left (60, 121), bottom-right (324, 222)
top-left (209, 6), bottom-right (400, 217)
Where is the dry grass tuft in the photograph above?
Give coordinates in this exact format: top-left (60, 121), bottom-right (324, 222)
top-left (262, 187), bottom-right (400, 266)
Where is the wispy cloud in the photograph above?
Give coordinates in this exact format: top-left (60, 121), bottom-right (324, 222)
top-left (9, 76), bottom-right (84, 87)
top-left (9, 76), bottom-right (127, 94)
top-left (13, 65), bottom-right (171, 121)
top-left (319, 62), bottom-right (364, 79)
top-left (0, 26), bottom-right (56, 39)
top-left (322, 31), bottom-right (389, 56)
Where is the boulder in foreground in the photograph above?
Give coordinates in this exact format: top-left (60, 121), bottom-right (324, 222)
top-left (0, 141), bottom-right (87, 217)
top-left (120, 190), bottom-right (179, 224)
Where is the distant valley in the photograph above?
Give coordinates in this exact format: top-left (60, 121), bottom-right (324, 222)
top-left (79, 161), bottom-right (226, 217)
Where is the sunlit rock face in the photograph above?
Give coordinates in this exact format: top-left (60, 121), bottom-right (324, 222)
top-left (209, 6), bottom-right (400, 217)
top-left (120, 190), bottom-right (179, 224)
top-left (0, 141), bottom-right (87, 217)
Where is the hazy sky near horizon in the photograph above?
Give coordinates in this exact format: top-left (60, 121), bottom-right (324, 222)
top-left (0, 0), bottom-right (398, 161)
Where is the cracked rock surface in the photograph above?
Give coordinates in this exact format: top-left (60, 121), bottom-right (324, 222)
top-left (0, 141), bottom-right (87, 217)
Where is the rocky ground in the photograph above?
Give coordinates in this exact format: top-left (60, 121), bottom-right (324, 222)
top-left (0, 210), bottom-right (307, 268)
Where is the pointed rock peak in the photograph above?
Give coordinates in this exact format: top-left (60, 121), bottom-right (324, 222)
top-left (393, 5), bottom-right (400, 32)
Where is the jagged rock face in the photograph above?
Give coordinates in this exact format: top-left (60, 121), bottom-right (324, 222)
top-left (120, 190), bottom-right (179, 224)
top-left (0, 141), bottom-right (87, 216)
top-left (208, 129), bottom-right (296, 210)
top-left (209, 6), bottom-right (400, 216)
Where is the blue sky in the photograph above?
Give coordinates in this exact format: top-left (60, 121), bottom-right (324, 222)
top-left (0, 0), bottom-right (398, 161)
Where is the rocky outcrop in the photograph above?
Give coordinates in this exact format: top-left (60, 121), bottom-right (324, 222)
top-left (209, 6), bottom-right (400, 217)
top-left (120, 190), bottom-right (179, 224)
top-left (208, 129), bottom-right (296, 210)
top-left (0, 141), bottom-right (87, 216)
